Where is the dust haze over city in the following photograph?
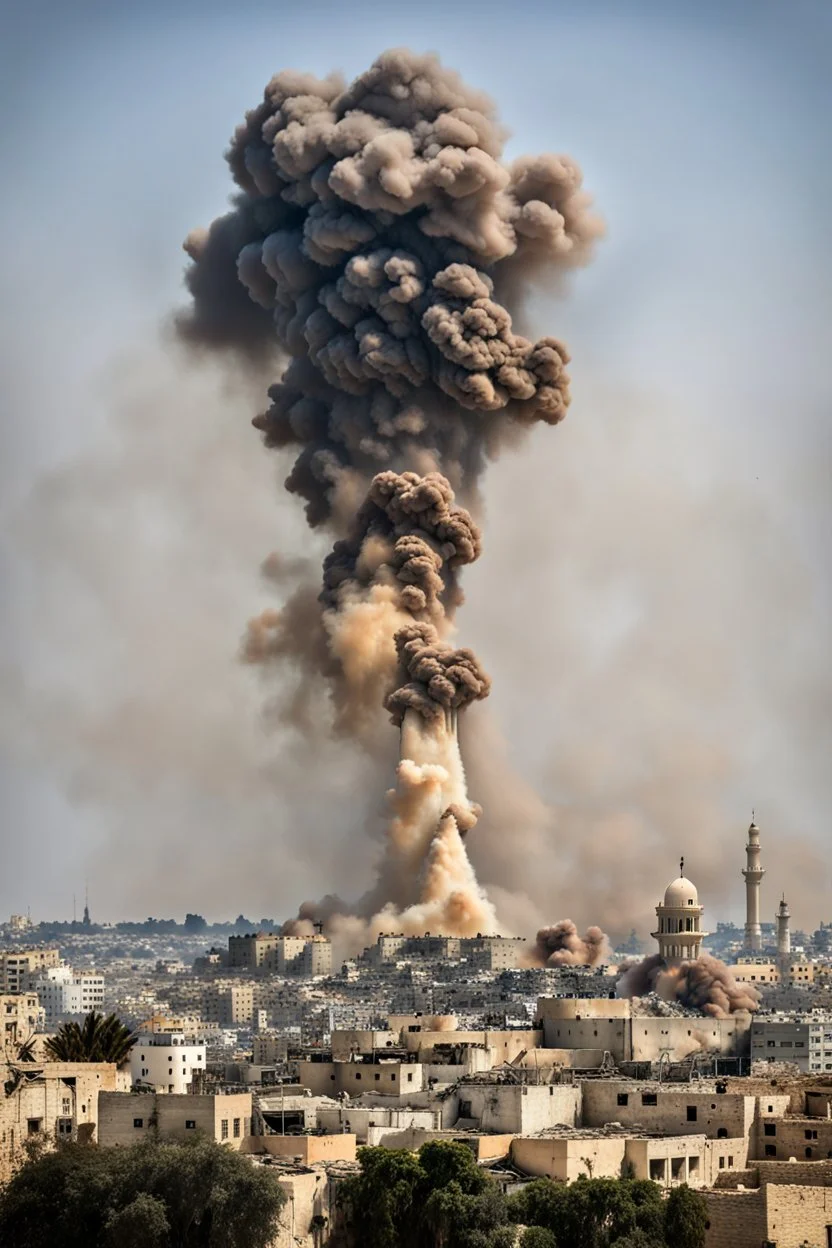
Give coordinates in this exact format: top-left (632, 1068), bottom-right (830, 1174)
top-left (1, 1), bottom-right (830, 951)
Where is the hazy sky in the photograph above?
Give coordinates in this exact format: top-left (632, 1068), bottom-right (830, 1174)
top-left (0, 0), bottom-right (829, 935)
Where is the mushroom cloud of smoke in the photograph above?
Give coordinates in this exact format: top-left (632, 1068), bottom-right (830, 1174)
top-left (178, 48), bottom-right (601, 942)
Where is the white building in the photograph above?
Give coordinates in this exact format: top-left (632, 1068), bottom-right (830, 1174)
top-left (651, 861), bottom-right (708, 964)
top-left (750, 1012), bottom-right (832, 1074)
top-left (130, 1031), bottom-right (207, 1094)
top-left (31, 966), bottom-right (105, 1027)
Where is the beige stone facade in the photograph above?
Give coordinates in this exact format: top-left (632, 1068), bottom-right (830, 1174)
top-left (98, 1091), bottom-right (253, 1150)
top-left (0, 949), bottom-right (60, 994)
top-left (0, 1061), bottom-right (121, 1182)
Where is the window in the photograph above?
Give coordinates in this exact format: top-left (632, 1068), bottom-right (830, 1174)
top-left (618, 1093), bottom-right (629, 1107)
top-left (806, 1130), bottom-right (818, 1140)
top-left (766, 1040), bottom-right (776, 1048)
top-left (717, 1128), bottom-right (728, 1139)
top-left (185, 1120), bottom-right (196, 1130)
top-left (61, 1097), bottom-right (71, 1115)
top-left (687, 1106), bottom-right (697, 1122)
top-left (233, 1118), bottom-right (241, 1138)
top-left (719, 1157), bottom-right (725, 1169)
top-left (26, 1120), bottom-right (42, 1136)
top-left (764, 1144), bottom-right (776, 1157)
top-left (642, 1093), bottom-right (657, 1107)
top-left (805, 1147), bottom-right (813, 1158)
top-left (57, 1118), bottom-right (72, 1137)
top-left (374, 1073), bottom-right (380, 1081)
top-left (133, 1118), bottom-right (143, 1129)
top-left (407, 1073), bottom-right (413, 1082)
top-left (764, 1123), bottom-right (776, 1136)
top-left (221, 1120), bottom-right (229, 1140)
top-left (728, 1156), bottom-right (734, 1167)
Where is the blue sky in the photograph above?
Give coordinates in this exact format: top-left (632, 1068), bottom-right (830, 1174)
top-left (0, 1), bottom-right (829, 932)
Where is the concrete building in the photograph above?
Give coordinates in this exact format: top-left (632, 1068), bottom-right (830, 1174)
top-left (750, 1012), bottom-right (832, 1074)
top-left (30, 966), bottom-right (105, 1026)
top-left (1, 1061), bottom-right (122, 1182)
top-left (130, 1030), bottom-right (207, 1093)
top-left (202, 983), bottom-right (254, 1026)
top-left (742, 817), bottom-right (765, 953)
top-left (99, 1091), bottom-right (252, 1149)
top-left (227, 933), bottom-right (333, 977)
top-left (297, 1057), bottom-right (424, 1099)
top-left (537, 997), bottom-right (753, 1064)
top-left (1, 994), bottom-right (43, 1057)
top-left (652, 861), bottom-right (708, 964)
top-left (227, 933), bottom-right (279, 971)
top-left (0, 948), bottom-right (60, 994)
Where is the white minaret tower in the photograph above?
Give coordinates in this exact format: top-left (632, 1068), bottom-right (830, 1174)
top-left (742, 814), bottom-right (765, 953)
top-left (652, 857), bottom-right (708, 966)
top-left (776, 895), bottom-right (791, 977)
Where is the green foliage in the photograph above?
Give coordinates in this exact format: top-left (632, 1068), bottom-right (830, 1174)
top-left (335, 1144), bottom-right (709, 1248)
top-left (508, 1175), bottom-right (667, 1248)
top-left (44, 1011), bottom-right (136, 1065)
top-left (104, 1193), bottom-right (170, 1247)
top-left (338, 1141), bottom-right (510, 1248)
top-left (0, 1136), bottom-right (286, 1248)
top-left (520, 1228), bottom-right (558, 1248)
top-left (663, 1185), bottom-right (708, 1248)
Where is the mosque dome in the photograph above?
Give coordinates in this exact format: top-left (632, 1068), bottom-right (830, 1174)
top-left (663, 876), bottom-right (699, 908)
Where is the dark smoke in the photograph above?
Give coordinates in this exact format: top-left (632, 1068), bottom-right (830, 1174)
top-left (616, 952), bottom-right (760, 1018)
top-left (179, 48), bottom-right (600, 940)
top-left (179, 48), bottom-right (601, 527)
top-left (386, 621), bottom-right (491, 726)
top-left (528, 919), bottom-right (611, 967)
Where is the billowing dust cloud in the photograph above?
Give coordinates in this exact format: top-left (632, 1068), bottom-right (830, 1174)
top-left (616, 952), bottom-right (760, 1018)
top-left (528, 920), bottom-right (611, 968)
top-left (179, 49), bottom-right (600, 942)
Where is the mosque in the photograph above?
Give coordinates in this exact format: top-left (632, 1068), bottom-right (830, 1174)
top-left (651, 816), bottom-right (789, 966)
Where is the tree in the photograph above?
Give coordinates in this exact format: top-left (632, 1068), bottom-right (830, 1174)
top-left (336, 1141), bottom-right (512, 1248)
top-left (520, 1230), bottom-right (558, 1248)
top-left (508, 1177), bottom-right (665, 1248)
top-left (0, 1136), bottom-right (286, 1248)
top-left (44, 1011), bottom-right (135, 1065)
top-left (663, 1185), bottom-right (708, 1248)
top-left (183, 913), bottom-right (208, 934)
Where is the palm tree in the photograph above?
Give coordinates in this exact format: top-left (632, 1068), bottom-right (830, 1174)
top-left (45, 1011), bottom-right (136, 1066)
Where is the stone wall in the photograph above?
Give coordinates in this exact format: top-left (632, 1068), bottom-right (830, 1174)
top-left (582, 1082), bottom-right (756, 1139)
top-left (702, 1189), bottom-right (766, 1248)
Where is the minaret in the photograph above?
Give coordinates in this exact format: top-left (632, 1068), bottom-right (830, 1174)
top-left (742, 814), bottom-right (765, 953)
top-left (776, 895), bottom-right (791, 978)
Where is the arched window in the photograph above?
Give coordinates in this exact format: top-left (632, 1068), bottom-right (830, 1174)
top-left (717, 1128), bottom-right (728, 1139)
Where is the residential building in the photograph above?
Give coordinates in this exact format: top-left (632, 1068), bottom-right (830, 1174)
top-left (202, 983), bottom-right (254, 1026)
top-left (750, 1012), bottom-right (832, 1074)
top-left (0, 949), bottom-right (60, 994)
top-left (99, 1091), bottom-right (252, 1149)
top-left (1, 995), bottom-right (43, 1057)
top-left (30, 966), bottom-right (105, 1026)
top-left (0, 1061), bottom-right (122, 1182)
top-left (130, 1031), bottom-right (207, 1094)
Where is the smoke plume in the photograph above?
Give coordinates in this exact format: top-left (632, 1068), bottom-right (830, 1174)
top-left (528, 920), bottom-right (612, 968)
top-left (616, 952), bottom-right (760, 1019)
top-left (179, 49), bottom-right (600, 941)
